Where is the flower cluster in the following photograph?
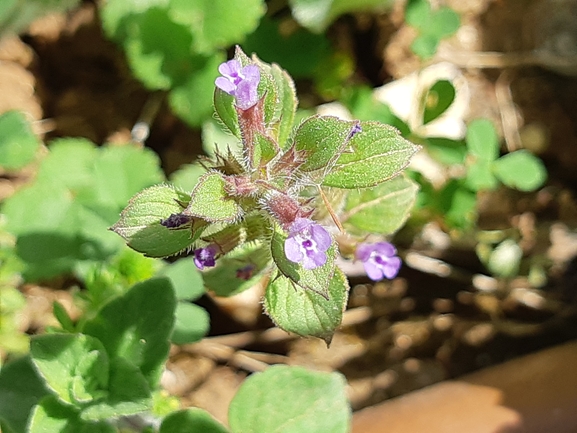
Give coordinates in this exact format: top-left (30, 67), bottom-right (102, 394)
top-left (355, 242), bottom-right (401, 281)
top-left (193, 245), bottom-right (218, 270)
top-left (215, 60), bottom-right (260, 110)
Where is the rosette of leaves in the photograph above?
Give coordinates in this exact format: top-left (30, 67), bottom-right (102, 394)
top-left (112, 47), bottom-right (420, 342)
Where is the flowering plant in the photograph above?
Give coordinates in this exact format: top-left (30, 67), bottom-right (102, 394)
top-left (112, 47), bottom-right (420, 341)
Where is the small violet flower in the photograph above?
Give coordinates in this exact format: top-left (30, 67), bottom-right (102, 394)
top-left (193, 245), bottom-right (218, 270)
top-left (215, 59), bottom-right (260, 110)
top-left (356, 242), bottom-right (401, 281)
top-left (284, 218), bottom-right (331, 270)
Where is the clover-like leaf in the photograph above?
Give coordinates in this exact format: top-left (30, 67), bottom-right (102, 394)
top-left (466, 118), bottom-right (499, 162)
top-left (263, 268), bottom-right (349, 343)
top-left (322, 121), bottom-right (420, 189)
top-left (111, 184), bottom-right (200, 258)
top-left (341, 174), bottom-right (419, 235)
top-left (184, 171), bottom-right (243, 222)
top-left (270, 225), bottom-right (336, 298)
top-left (30, 334), bottom-right (109, 406)
top-left (493, 150), bottom-right (547, 192)
top-left (294, 115), bottom-right (360, 173)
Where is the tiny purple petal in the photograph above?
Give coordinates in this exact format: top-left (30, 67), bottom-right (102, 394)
top-left (193, 245), bottom-right (218, 270)
top-left (284, 218), bottom-right (331, 270)
top-left (355, 241), bottom-right (401, 281)
top-left (215, 60), bottom-right (261, 109)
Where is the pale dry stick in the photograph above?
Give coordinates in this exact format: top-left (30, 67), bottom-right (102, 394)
top-left (495, 69), bottom-right (522, 152)
top-left (131, 91), bottom-right (165, 145)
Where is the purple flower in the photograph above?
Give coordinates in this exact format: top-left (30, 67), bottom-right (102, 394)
top-left (356, 242), bottom-right (401, 281)
top-left (193, 245), bottom-right (218, 270)
top-left (284, 218), bottom-right (331, 270)
top-left (215, 59), bottom-right (260, 110)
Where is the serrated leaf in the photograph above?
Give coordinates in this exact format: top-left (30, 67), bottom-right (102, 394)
top-left (80, 358), bottom-right (151, 421)
top-left (160, 408), bottom-right (230, 433)
top-left (171, 303), bottom-right (210, 345)
top-left (30, 334), bottom-right (109, 406)
top-left (184, 172), bottom-right (243, 222)
top-left (0, 356), bottom-right (50, 433)
top-left (111, 184), bottom-right (199, 258)
top-left (493, 150), bottom-right (547, 191)
top-left (270, 226), bottom-right (336, 297)
top-left (423, 80), bottom-right (456, 124)
top-left (322, 121), bottom-right (420, 189)
top-left (294, 115), bottom-right (360, 173)
top-left (229, 365), bottom-right (350, 433)
top-left (82, 278), bottom-right (176, 388)
top-left (466, 118), bottom-right (499, 161)
top-left (264, 268), bottom-right (348, 342)
top-left (341, 175), bottom-right (419, 235)
top-left (203, 242), bottom-right (271, 297)
top-left (0, 111), bottom-right (40, 170)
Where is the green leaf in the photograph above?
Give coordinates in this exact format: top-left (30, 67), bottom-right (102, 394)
top-left (168, 53), bottom-right (225, 127)
top-left (410, 34), bottom-right (439, 59)
top-left (493, 150), bottom-right (547, 191)
top-left (160, 408), bottom-right (230, 433)
top-left (169, 163), bottom-right (207, 191)
top-left (465, 159), bottom-right (499, 191)
top-left (293, 115), bottom-right (360, 173)
top-left (0, 356), bottom-right (50, 433)
top-left (53, 301), bottom-right (75, 332)
top-left (229, 365), bottom-right (350, 433)
top-left (426, 137), bottom-right (467, 165)
top-left (30, 334), bottom-right (109, 406)
top-left (438, 180), bottom-right (478, 229)
top-left (322, 121), bottom-right (420, 189)
top-left (111, 184), bottom-right (200, 258)
top-left (0, 0), bottom-right (80, 37)
top-left (0, 111), bottom-right (40, 170)
top-left (270, 226), bottom-right (336, 297)
top-left (171, 303), bottom-right (210, 345)
top-left (423, 80), bottom-right (456, 124)
top-left (242, 16), bottom-right (331, 79)
top-left (203, 242), bottom-right (271, 297)
top-left (80, 358), bottom-right (151, 421)
top-left (428, 7), bottom-right (460, 38)
top-left (184, 171), bottom-right (243, 222)
top-left (170, 0), bottom-right (265, 53)
top-left (82, 278), bottom-right (176, 388)
top-left (341, 174), bottom-right (419, 235)
top-left (160, 258), bottom-right (204, 301)
top-left (289, 0), bottom-right (392, 33)
top-left (28, 395), bottom-right (116, 433)
top-left (404, 0), bottom-right (430, 27)
top-left (466, 118), bottom-right (499, 161)
top-left (264, 268), bottom-right (349, 342)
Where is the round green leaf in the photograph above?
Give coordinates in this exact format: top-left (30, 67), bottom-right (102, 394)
top-left (160, 258), bottom-right (204, 301)
top-left (466, 118), bottom-right (499, 161)
top-left (493, 150), bottom-right (547, 191)
top-left (0, 110), bottom-right (40, 170)
top-left (229, 365), bottom-right (350, 433)
top-left (160, 408), bottom-right (229, 433)
top-left (171, 303), bottom-right (210, 345)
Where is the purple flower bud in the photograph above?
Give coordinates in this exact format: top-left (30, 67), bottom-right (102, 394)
top-left (356, 242), bottom-right (401, 281)
top-left (284, 218), bottom-right (332, 270)
top-left (160, 213), bottom-right (192, 229)
top-left (193, 245), bottom-right (218, 270)
top-left (215, 59), bottom-right (260, 110)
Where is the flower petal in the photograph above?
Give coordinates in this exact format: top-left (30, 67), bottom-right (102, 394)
top-left (215, 77), bottom-right (235, 94)
top-left (363, 260), bottom-right (384, 281)
top-left (310, 224), bottom-right (332, 252)
top-left (284, 236), bottom-right (303, 263)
